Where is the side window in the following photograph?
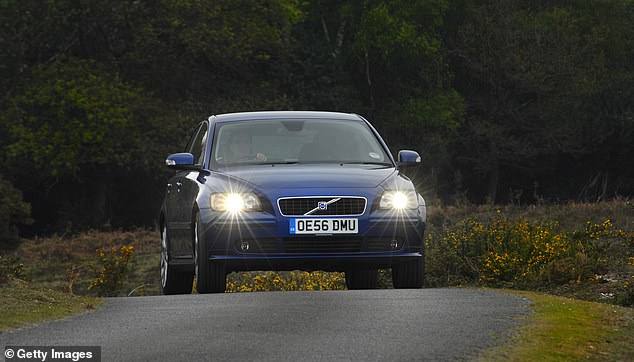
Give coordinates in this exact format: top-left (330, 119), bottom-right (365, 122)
top-left (184, 124), bottom-right (201, 154)
top-left (188, 123), bottom-right (209, 166)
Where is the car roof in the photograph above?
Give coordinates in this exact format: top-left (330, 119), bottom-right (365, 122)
top-left (209, 111), bottom-right (364, 123)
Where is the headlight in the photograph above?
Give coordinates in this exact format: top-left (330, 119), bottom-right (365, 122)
top-left (379, 191), bottom-right (417, 210)
top-left (210, 192), bottom-right (261, 213)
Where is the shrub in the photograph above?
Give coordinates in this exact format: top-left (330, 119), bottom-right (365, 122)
top-left (426, 215), bottom-right (632, 290)
top-left (89, 245), bottom-right (134, 297)
top-left (226, 271), bottom-right (346, 292)
top-left (0, 176), bottom-right (32, 250)
top-left (613, 276), bottom-right (634, 307)
top-left (0, 255), bottom-right (27, 284)
top-left (478, 218), bottom-right (573, 286)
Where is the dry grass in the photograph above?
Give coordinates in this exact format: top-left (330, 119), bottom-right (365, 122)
top-left (427, 198), bottom-right (634, 233)
top-left (10, 228), bottom-right (161, 296)
top-left (0, 278), bottom-right (101, 330)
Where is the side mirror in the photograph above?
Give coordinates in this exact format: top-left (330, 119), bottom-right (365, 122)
top-left (165, 153), bottom-right (198, 170)
top-left (397, 150), bottom-right (421, 168)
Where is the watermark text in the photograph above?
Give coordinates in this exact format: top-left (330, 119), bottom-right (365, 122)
top-left (4, 346), bottom-right (100, 362)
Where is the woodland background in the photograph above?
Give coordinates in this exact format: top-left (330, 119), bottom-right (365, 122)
top-left (1, 0), bottom-right (633, 246)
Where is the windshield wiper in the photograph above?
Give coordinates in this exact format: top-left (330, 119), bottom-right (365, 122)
top-left (223, 161), bottom-right (301, 167)
top-left (265, 161), bottom-right (301, 165)
top-left (340, 161), bottom-right (393, 166)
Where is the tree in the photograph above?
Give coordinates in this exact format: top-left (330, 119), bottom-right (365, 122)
top-left (446, 0), bottom-right (634, 202)
top-left (0, 0), bottom-right (305, 231)
top-left (2, 57), bottom-right (178, 228)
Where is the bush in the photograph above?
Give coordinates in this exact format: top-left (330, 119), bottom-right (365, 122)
top-left (426, 215), bottom-right (633, 291)
top-left (0, 255), bottom-right (27, 284)
top-left (225, 269), bottom-right (393, 292)
top-left (613, 275), bottom-right (634, 307)
top-left (226, 271), bottom-right (346, 292)
top-left (89, 245), bottom-right (134, 297)
top-left (0, 176), bottom-right (32, 250)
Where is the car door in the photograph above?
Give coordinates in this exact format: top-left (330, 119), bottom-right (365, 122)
top-left (164, 170), bottom-right (181, 253)
top-left (173, 122), bottom-right (209, 257)
top-left (164, 123), bottom-right (203, 258)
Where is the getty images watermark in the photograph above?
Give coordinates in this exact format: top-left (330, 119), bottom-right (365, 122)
top-left (4, 346), bottom-right (100, 362)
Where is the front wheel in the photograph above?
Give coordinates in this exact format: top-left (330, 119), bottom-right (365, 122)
top-left (160, 226), bottom-right (193, 295)
top-left (392, 257), bottom-right (425, 289)
top-left (345, 270), bottom-right (378, 290)
top-left (193, 213), bottom-right (226, 293)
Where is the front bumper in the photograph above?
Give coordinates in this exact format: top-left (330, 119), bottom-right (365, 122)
top-left (198, 207), bottom-right (425, 272)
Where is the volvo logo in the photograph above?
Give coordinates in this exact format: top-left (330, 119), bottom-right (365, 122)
top-left (301, 197), bottom-right (341, 215)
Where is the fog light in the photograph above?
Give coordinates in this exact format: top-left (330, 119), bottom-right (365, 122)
top-left (390, 240), bottom-right (400, 249)
top-left (240, 241), bottom-right (250, 252)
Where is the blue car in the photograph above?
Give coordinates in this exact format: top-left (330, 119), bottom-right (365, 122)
top-left (160, 111), bottom-right (426, 294)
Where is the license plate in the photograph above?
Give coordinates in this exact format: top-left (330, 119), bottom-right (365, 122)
top-left (289, 218), bottom-right (358, 234)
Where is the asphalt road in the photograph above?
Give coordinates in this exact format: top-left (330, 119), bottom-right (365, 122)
top-left (1, 288), bottom-right (530, 361)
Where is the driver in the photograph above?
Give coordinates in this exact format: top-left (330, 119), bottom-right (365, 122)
top-left (225, 131), bottom-right (267, 162)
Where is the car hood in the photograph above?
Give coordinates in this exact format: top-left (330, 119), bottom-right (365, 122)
top-left (220, 164), bottom-right (397, 189)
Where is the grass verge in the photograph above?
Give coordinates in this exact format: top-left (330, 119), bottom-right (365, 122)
top-left (0, 278), bottom-right (102, 331)
top-left (481, 290), bottom-right (634, 361)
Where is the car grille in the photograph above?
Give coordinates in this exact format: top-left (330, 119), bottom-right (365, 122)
top-left (278, 197), bottom-right (366, 216)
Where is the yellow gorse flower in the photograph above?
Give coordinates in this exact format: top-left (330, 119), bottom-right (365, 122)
top-left (226, 271), bottom-right (346, 292)
top-left (89, 245), bottom-right (134, 296)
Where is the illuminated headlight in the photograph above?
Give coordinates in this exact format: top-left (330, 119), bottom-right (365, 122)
top-left (210, 193), bottom-right (261, 213)
top-left (379, 191), bottom-right (417, 210)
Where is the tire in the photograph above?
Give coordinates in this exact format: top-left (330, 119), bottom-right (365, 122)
top-left (160, 226), bottom-right (194, 295)
top-left (345, 270), bottom-right (378, 290)
top-left (392, 257), bottom-right (425, 289)
top-left (194, 213), bottom-right (226, 293)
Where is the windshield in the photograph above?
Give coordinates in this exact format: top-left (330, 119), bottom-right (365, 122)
top-left (211, 119), bottom-right (392, 168)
